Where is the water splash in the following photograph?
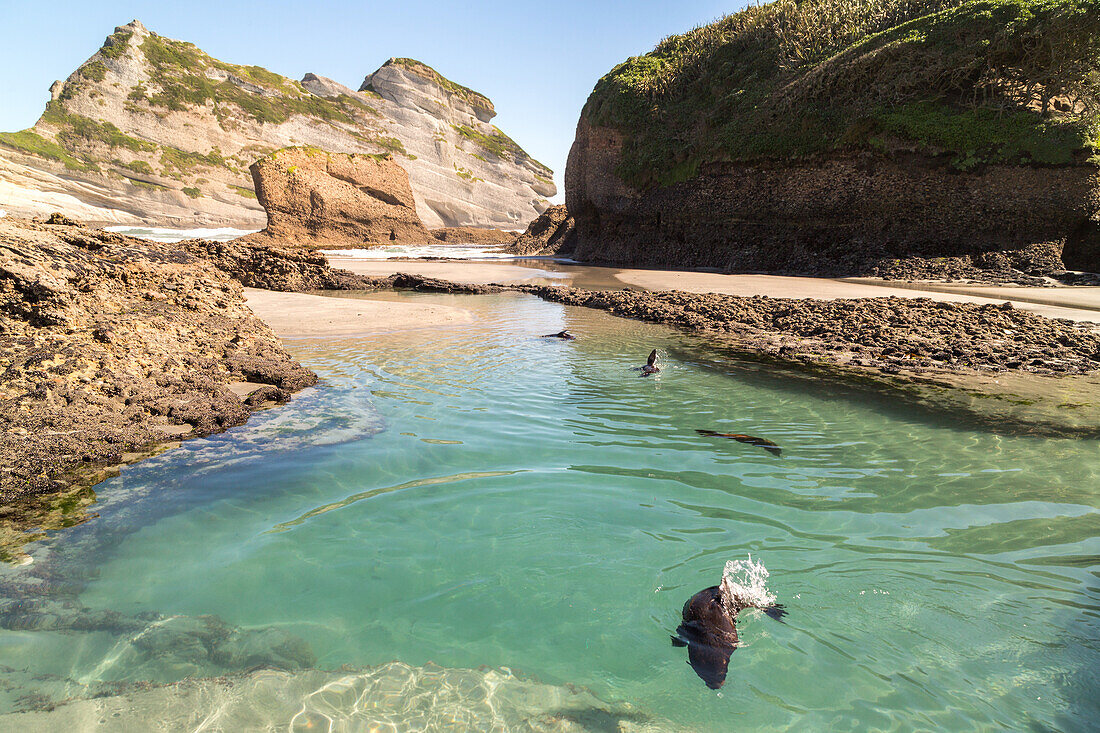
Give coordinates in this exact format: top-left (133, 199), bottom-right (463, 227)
top-left (720, 554), bottom-right (776, 610)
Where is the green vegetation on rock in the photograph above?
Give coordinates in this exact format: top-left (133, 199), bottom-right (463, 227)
top-left (583, 0), bottom-right (1100, 188)
top-left (182, 186), bottom-right (201, 198)
top-left (159, 145), bottom-right (226, 177)
top-left (228, 183), bottom-right (257, 199)
top-left (99, 30), bottom-right (132, 60)
top-left (79, 61), bottom-right (108, 82)
top-left (0, 130), bottom-right (98, 171)
top-left (135, 33), bottom-right (373, 126)
top-left (451, 123), bottom-right (551, 173)
top-left (387, 58), bottom-right (495, 115)
top-left (43, 103), bottom-right (155, 153)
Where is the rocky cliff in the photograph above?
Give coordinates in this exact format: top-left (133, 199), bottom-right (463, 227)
top-left (508, 204), bottom-right (576, 256)
top-left (566, 0), bottom-right (1100, 279)
top-left (0, 216), bottom-right (321, 498)
top-left (0, 21), bottom-right (554, 230)
top-left (248, 147), bottom-right (430, 247)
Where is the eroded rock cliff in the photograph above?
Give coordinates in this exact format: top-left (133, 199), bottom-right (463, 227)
top-left (0, 21), bottom-right (553, 230)
top-left (0, 216), bottom-right (327, 498)
top-left (248, 147), bottom-right (430, 247)
top-left (566, 0), bottom-right (1100, 279)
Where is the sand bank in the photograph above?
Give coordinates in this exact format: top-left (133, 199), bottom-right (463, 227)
top-left (609, 270), bottom-right (1100, 324)
top-left (244, 288), bottom-right (472, 337)
top-left (327, 256), bottom-right (565, 285)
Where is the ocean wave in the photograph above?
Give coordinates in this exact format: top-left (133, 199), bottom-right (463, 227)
top-left (104, 225), bottom-right (258, 243)
top-left (323, 244), bottom-right (519, 260)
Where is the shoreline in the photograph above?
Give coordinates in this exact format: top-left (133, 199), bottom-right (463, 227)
top-left (6, 223), bottom-right (1100, 562)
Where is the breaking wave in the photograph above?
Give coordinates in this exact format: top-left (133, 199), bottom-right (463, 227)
top-left (104, 225), bottom-right (258, 243)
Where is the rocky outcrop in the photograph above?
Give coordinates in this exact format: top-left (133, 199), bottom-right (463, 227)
top-left (508, 204), bottom-right (576, 256)
top-left (247, 147), bottom-right (430, 247)
top-left (0, 21), bottom-right (553, 229)
top-left (430, 227), bottom-right (515, 245)
top-left (568, 116), bottom-right (1100, 279)
top-left (566, 0), bottom-right (1100, 280)
top-left (0, 216), bottom-right (319, 499)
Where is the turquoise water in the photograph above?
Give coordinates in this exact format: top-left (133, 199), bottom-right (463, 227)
top-left (1, 292), bottom-right (1098, 731)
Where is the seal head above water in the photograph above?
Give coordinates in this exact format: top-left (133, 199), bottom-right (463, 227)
top-left (541, 330), bottom-right (575, 340)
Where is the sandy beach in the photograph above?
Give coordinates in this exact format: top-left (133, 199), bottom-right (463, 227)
top-left (244, 288), bottom-right (473, 337)
top-left (323, 257), bottom-right (1100, 325)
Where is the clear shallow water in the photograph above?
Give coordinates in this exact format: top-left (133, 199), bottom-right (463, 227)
top-left (1, 292), bottom-right (1098, 731)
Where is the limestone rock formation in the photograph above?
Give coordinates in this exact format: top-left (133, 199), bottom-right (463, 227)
top-left (566, 0), bottom-right (1100, 280)
top-left (508, 204), bottom-right (576, 256)
top-left (248, 147), bottom-right (430, 247)
top-left (0, 21), bottom-right (553, 229)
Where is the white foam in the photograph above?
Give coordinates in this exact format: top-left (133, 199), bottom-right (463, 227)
top-left (104, 225), bottom-right (258, 243)
top-left (323, 244), bottom-right (518, 260)
top-left (720, 554), bottom-right (776, 610)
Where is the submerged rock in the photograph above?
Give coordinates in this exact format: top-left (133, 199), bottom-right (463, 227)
top-left (248, 147), bottom-right (431, 247)
top-left (0, 661), bottom-right (676, 732)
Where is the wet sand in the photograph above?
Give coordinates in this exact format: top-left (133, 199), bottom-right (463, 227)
top-left (244, 288), bottom-right (473, 337)
top-left (327, 257), bottom-right (568, 285)
top-left (326, 256), bottom-right (1100, 324)
top-left (612, 270), bottom-right (1100, 324)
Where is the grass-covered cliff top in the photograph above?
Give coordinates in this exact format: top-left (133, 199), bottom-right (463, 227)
top-left (379, 58), bottom-right (495, 115)
top-left (132, 31), bottom-right (378, 126)
top-left (583, 0), bottom-right (1100, 188)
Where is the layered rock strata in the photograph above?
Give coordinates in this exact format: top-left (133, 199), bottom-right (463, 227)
top-left (247, 147), bottom-right (430, 247)
top-left (0, 21), bottom-right (553, 229)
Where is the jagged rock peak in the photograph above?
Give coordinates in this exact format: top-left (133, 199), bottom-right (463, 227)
top-left (361, 58), bottom-right (496, 123)
top-left (115, 19), bottom-right (148, 35)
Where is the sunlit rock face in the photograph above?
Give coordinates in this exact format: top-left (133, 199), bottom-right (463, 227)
top-left (0, 21), bottom-right (554, 230)
top-left (248, 147), bottom-right (432, 247)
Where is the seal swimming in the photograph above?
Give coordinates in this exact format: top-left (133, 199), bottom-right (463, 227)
top-left (541, 330), bottom-right (575, 340)
top-left (696, 429), bottom-right (782, 457)
top-left (637, 349), bottom-right (660, 376)
top-left (673, 564), bottom-right (786, 689)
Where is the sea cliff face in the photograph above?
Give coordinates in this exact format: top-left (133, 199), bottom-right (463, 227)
top-left (0, 21), bottom-right (554, 230)
top-left (566, 0), bottom-right (1100, 279)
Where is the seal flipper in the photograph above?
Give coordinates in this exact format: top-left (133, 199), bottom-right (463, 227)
top-left (763, 604), bottom-right (788, 622)
top-left (670, 635), bottom-right (687, 647)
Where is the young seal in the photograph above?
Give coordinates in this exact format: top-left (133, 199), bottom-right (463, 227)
top-left (541, 330), bottom-right (575, 340)
top-left (638, 349), bottom-right (660, 376)
top-left (672, 584), bottom-right (786, 689)
top-left (696, 429), bottom-right (782, 457)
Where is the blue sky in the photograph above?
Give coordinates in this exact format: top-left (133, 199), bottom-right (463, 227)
top-left (0, 0), bottom-right (742, 198)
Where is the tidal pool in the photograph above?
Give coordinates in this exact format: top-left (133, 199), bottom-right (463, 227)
top-left (0, 292), bottom-right (1097, 731)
